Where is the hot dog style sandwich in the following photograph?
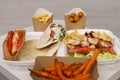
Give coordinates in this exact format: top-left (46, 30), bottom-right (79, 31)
top-left (3, 30), bottom-right (26, 61)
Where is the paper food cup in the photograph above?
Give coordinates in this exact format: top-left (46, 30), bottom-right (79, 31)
top-left (32, 8), bottom-right (53, 31)
top-left (64, 8), bottom-right (86, 30)
top-left (30, 56), bottom-right (99, 80)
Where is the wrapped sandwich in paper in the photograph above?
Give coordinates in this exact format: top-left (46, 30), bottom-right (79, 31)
top-left (36, 23), bottom-right (66, 49)
top-left (32, 8), bottom-right (53, 31)
top-left (64, 8), bottom-right (86, 30)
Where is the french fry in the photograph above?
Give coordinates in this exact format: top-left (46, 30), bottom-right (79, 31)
top-left (29, 57), bottom-right (97, 80)
top-left (72, 60), bottom-right (89, 76)
top-left (68, 62), bottom-right (83, 71)
top-left (61, 63), bottom-right (75, 71)
top-left (44, 61), bottom-right (63, 73)
top-left (73, 74), bottom-right (82, 78)
top-left (28, 68), bottom-right (49, 78)
top-left (61, 65), bottom-right (69, 71)
top-left (75, 74), bottom-right (91, 80)
top-left (28, 68), bottom-right (60, 80)
top-left (63, 70), bottom-right (72, 77)
top-left (34, 14), bottom-right (50, 24)
top-left (83, 49), bottom-right (100, 74)
top-left (51, 70), bottom-right (57, 76)
top-left (44, 65), bottom-right (55, 72)
top-left (54, 58), bottom-right (75, 80)
top-left (54, 58), bottom-right (66, 80)
top-left (62, 62), bottom-right (83, 74)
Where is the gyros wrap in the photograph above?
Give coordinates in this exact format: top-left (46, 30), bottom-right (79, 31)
top-left (36, 23), bottom-right (66, 49)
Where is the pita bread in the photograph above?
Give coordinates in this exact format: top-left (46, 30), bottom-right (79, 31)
top-left (36, 38), bottom-right (58, 49)
top-left (36, 23), bottom-right (63, 49)
top-left (3, 30), bottom-right (26, 61)
top-left (36, 26), bottom-right (51, 49)
top-left (17, 39), bottom-right (60, 61)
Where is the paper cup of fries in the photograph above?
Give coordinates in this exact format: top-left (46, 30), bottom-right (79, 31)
top-left (64, 8), bottom-right (86, 30)
top-left (32, 8), bottom-right (53, 31)
top-left (29, 56), bottom-right (99, 80)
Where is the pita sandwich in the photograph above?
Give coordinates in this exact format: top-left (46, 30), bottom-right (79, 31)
top-left (3, 30), bottom-right (26, 61)
top-left (36, 23), bottom-right (66, 49)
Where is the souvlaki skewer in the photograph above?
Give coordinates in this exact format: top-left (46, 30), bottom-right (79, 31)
top-left (3, 29), bottom-right (26, 61)
top-left (36, 23), bottom-right (66, 49)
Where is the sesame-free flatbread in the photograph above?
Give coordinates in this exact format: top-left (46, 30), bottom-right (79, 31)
top-left (36, 26), bottom-right (52, 49)
top-left (17, 39), bottom-right (60, 61)
top-left (36, 23), bottom-right (64, 49)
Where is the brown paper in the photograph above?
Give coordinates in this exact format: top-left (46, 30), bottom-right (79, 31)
top-left (65, 8), bottom-right (86, 30)
top-left (32, 16), bottom-right (53, 31)
top-left (32, 8), bottom-right (53, 31)
top-left (30, 56), bottom-right (99, 80)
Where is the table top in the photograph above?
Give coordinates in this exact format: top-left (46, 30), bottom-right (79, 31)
top-left (0, 20), bottom-right (120, 80)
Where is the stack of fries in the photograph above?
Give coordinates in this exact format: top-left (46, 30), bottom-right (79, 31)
top-left (29, 50), bottom-right (99, 80)
top-left (34, 14), bottom-right (50, 24)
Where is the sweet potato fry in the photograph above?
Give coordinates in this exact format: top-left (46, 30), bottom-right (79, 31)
top-left (29, 58), bottom-right (93, 80)
top-left (28, 68), bottom-right (49, 78)
top-left (51, 70), bottom-right (57, 76)
top-left (61, 65), bottom-right (69, 71)
top-left (44, 65), bottom-right (55, 72)
top-left (61, 63), bottom-right (75, 71)
top-left (54, 58), bottom-right (66, 80)
top-left (61, 62), bottom-right (83, 72)
top-left (76, 74), bottom-right (91, 80)
top-left (44, 61), bottom-right (63, 73)
top-left (59, 61), bottom-right (64, 66)
top-left (72, 60), bottom-right (89, 76)
top-left (28, 68), bottom-right (60, 80)
top-left (68, 62), bottom-right (83, 71)
top-left (83, 49), bottom-right (100, 74)
top-left (63, 70), bottom-right (72, 77)
top-left (48, 74), bottom-right (60, 80)
top-left (73, 74), bottom-right (82, 78)
top-left (54, 58), bottom-right (75, 80)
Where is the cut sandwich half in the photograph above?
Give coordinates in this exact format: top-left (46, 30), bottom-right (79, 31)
top-left (36, 23), bottom-right (66, 49)
top-left (3, 29), bottom-right (26, 61)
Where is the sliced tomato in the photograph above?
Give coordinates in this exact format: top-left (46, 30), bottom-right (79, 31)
top-left (98, 48), bottom-right (116, 55)
top-left (68, 47), bottom-right (116, 55)
top-left (17, 38), bottom-right (22, 51)
top-left (18, 30), bottom-right (23, 38)
top-left (17, 30), bottom-right (23, 51)
top-left (68, 47), bottom-right (96, 54)
top-left (7, 31), bottom-right (14, 53)
top-left (50, 30), bottom-right (55, 38)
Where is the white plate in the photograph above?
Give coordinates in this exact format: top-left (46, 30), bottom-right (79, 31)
top-left (0, 32), bottom-right (43, 66)
top-left (56, 29), bottom-right (120, 65)
top-left (1, 29), bottom-right (120, 65)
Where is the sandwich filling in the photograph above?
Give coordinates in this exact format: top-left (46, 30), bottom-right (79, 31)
top-left (50, 23), bottom-right (66, 41)
top-left (7, 30), bottom-right (24, 56)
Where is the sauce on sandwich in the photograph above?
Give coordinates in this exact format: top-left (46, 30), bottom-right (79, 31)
top-left (7, 30), bottom-right (24, 56)
top-left (50, 24), bottom-right (64, 41)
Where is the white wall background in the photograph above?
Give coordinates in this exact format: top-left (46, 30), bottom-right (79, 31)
top-left (0, 0), bottom-right (120, 37)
